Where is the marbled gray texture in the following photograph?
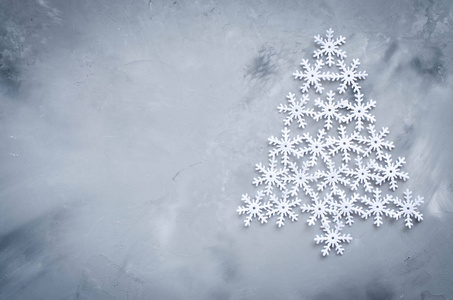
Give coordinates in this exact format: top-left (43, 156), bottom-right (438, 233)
top-left (0, 0), bottom-right (452, 299)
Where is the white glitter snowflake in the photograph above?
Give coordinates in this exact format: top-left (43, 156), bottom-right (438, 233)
top-left (327, 125), bottom-right (362, 163)
top-left (361, 188), bottom-right (394, 227)
top-left (267, 191), bottom-right (302, 227)
top-left (301, 193), bottom-right (336, 226)
top-left (237, 191), bottom-right (272, 226)
top-left (278, 92), bottom-right (315, 128)
top-left (330, 59), bottom-right (368, 94)
top-left (252, 158), bottom-right (287, 195)
top-left (268, 127), bottom-right (303, 166)
top-left (315, 160), bottom-right (350, 194)
top-left (293, 59), bottom-right (330, 94)
top-left (393, 189), bottom-right (424, 228)
top-left (342, 91), bottom-right (376, 131)
top-left (357, 124), bottom-right (395, 161)
top-left (374, 154), bottom-right (409, 191)
top-left (314, 221), bottom-right (352, 256)
top-left (313, 28), bottom-right (347, 67)
top-left (284, 161), bottom-right (318, 197)
top-left (330, 191), bottom-right (365, 226)
top-left (300, 129), bottom-right (334, 166)
top-left (313, 90), bottom-right (347, 130)
top-left (343, 156), bottom-right (381, 193)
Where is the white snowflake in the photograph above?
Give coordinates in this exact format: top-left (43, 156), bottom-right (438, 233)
top-left (293, 59), bottom-right (330, 94)
top-left (301, 193), bottom-right (336, 226)
top-left (361, 188), bottom-right (394, 227)
top-left (315, 160), bottom-right (350, 194)
top-left (342, 91), bottom-right (376, 131)
top-left (357, 124), bottom-right (395, 161)
top-left (330, 191), bottom-right (365, 226)
top-left (237, 191), bottom-right (272, 226)
top-left (393, 189), bottom-right (424, 228)
top-left (268, 127), bottom-right (303, 166)
top-left (330, 59), bottom-right (368, 94)
top-left (300, 129), bottom-right (334, 166)
top-left (278, 92), bottom-right (315, 128)
top-left (313, 28), bottom-right (347, 67)
top-left (314, 221), bottom-right (352, 256)
top-left (313, 90), bottom-right (347, 130)
top-left (343, 156), bottom-right (381, 193)
top-left (284, 161), bottom-right (318, 197)
top-left (267, 191), bottom-right (302, 227)
top-left (327, 125), bottom-right (362, 163)
top-left (252, 158), bottom-right (287, 195)
top-left (374, 154), bottom-right (409, 191)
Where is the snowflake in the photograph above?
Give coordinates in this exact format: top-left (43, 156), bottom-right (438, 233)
top-left (293, 59), bottom-right (330, 94)
top-left (267, 191), bottom-right (302, 227)
top-left (237, 191), bottom-right (272, 226)
top-left (374, 154), bottom-right (409, 191)
top-left (300, 129), bottom-right (334, 166)
top-left (361, 188), bottom-right (394, 227)
top-left (357, 124), bottom-right (395, 161)
top-left (315, 160), bottom-right (350, 194)
top-left (278, 92), bottom-right (315, 128)
top-left (314, 221), bottom-right (352, 256)
top-left (301, 193), bottom-right (336, 226)
top-left (330, 59), bottom-right (368, 94)
top-left (313, 28), bottom-right (347, 67)
top-left (268, 127), bottom-right (303, 166)
top-left (327, 125), bottom-right (362, 163)
top-left (313, 90), bottom-right (347, 130)
top-left (252, 158), bottom-right (287, 195)
top-left (284, 161), bottom-right (318, 197)
top-left (393, 189), bottom-right (424, 228)
top-left (342, 91), bottom-right (376, 131)
top-left (343, 156), bottom-right (381, 193)
top-left (330, 191), bottom-right (364, 226)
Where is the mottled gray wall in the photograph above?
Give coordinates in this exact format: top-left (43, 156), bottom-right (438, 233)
top-left (0, 0), bottom-right (452, 299)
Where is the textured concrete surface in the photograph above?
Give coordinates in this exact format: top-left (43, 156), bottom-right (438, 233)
top-left (0, 0), bottom-right (452, 299)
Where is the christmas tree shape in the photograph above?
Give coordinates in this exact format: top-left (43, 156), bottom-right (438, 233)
top-left (237, 28), bottom-right (424, 256)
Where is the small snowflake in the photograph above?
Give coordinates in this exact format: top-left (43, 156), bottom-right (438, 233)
top-left (393, 189), bottom-right (424, 228)
top-left (253, 158), bottom-right (287, 195)
top-left (314, 221), bottom-right (352, 256)
top-left (330, 191), bottom-right (365, 226)
top-left (293, 59), bottom-right (330, 94)
top-left (315, 160), bottom-right (350, 194)
top-left (313, 28), bottom-right (347, 67)
top-left (357, 124), bottom-right (395, 161)
top-left (327, 125), bottom-right (362, 163)
top-left (267, 191), bottom-right (302, 227)
top-left (269, 127), bottom-right (303, 166)
top-left (343, 156), bottom-right (381, 193)
top-left (330, 59), bottom-right (368, 94)
top-left (237, 191), bottom-right (272, 226)
top-left (301, 193), bottom-right (336, 226)
top-left (278, 92), bottom-right (315, 128)
top-left (361, 188), bottom-right (394, 227)
top-left (342, 91), bottom-right (376, 131)
top-left (300, 129), bottom-right (335, 166)
top-left (284, 161), bottom-right (319, 197)
top-left (313, 90), bottom-right (347, 130)
top-left (374, 154), bottom-right (409, 191)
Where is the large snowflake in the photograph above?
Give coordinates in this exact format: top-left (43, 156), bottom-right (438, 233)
top-left (239, 28), bottom-right (424, 257)
top-left (293, 59), bottom-right (330, 94)
top-left (313, 28), bottom-right (347, 67)
top-left (313, 90), bottom-right (347, 130)
top-left (330, 59), bottom-right (368, 94)
top-left (278, 92), bottom-right (315, 128)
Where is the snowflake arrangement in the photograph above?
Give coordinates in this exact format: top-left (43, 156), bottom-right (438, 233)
top-left (237, 29), bottom-right (424, 256)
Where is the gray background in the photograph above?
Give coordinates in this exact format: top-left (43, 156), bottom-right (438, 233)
top-left (0, 0), bottom-right (452, 299)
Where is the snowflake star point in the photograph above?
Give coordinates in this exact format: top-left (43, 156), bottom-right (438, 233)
top-left (314, 221), bottom-right (352, 256)
top-left (343, 91), bottom-right (376, 131)
top-left (393, 189), bottom-right (424, 228)
top-left (313, 90), bottom-right (347, 130)
top-left (293, 59), bottom-right (330, 94)
top-left (252, 158), bottom-right (287, 195)
top-left (374, 154), bottom-right (409, 191)
top-left (278, 92), bottom-right (315, 128)
top-left (267, 191), bottom-right (302, 227)
top-left (237, 191), bottom-right (272, 226)
top-left (313, 28), bottom-right (347, 67)
top-left (269, 127), bottom-right (304, 166)
top-left (331, 59), bottom-right (368, 94)
top-left (361, 188), bottom-right (394, 227)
